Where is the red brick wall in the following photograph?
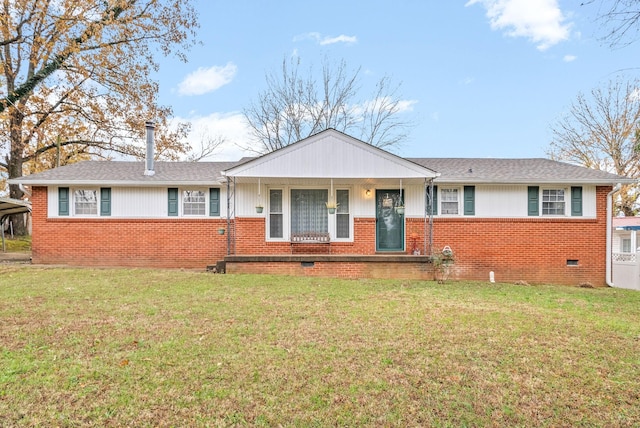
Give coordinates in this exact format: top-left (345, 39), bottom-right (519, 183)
top-left (230, 187), bottom-right (610, 285)
top-left (31, 187), bottom-right (228, 268)
top-left (428, 186), bottom-right (609, 285)
top-left (31, 185), bottom-right (611, 285)
top-left (227, 260), bottom-right (432, 279)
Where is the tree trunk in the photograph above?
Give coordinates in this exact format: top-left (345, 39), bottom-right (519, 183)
top-left (7, 109), bottom-right (28, 236)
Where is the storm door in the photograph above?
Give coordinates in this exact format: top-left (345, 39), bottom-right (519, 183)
top-left (375, 190), bottom-right (404, 251)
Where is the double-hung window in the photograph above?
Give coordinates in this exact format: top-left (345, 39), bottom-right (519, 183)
top-left (336, 189), bottom-right (350, 238)
top-left (74, 189), bottom-right (98, 215)
top-left (542, 189), bottom-right (565, 215)
top-left (441, 188), bottom-right (459, 215)
top-left (269, 189), bottom-right (283, 238)
top-left (183, 190), bottom-right (206, 216)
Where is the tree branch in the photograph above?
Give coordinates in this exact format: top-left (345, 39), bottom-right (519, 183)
top-left (0, 1), bottom-right (132, 114)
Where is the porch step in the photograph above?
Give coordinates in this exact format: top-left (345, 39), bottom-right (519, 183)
top-left (206, 260), bottom-right (226, 273)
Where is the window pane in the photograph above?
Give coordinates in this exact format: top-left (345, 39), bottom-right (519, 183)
top-left (270, 189), bottom-right (282, 213)
top-left (183, 190), bottom-right (206, 215)
top-left (336, 190), bottom-right (349, 238)
top-left (291, 189), bottom-right (328, 234)
top-left (336, 190), bottom-right (349, 214)
top-left (622, 238), bottom-right (632, 253)
top-left (542, 189), bottom-right (565, 215)
top-left (269, 190), bottom-right (283, 238)
top-left (74, 190), bottom-right (97, 215)
top-left (441, 188), bottom-right (458, 215)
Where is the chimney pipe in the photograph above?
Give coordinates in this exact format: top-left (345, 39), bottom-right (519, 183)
top-left (144, 121), bottom-right (155, 176)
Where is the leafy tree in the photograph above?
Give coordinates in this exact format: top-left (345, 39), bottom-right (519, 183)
top-left (0, 0), bottom-right (199, 233)
top-left (547, 78), bottom-right (640, 215)
top-left (243, 57), bottom-right (414, 153)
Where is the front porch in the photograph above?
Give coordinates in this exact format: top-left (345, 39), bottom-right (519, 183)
top-left (220, 254), bottom-right (434, 280)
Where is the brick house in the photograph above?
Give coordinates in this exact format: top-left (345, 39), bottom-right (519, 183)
top-left (9, 128), bottom-right (633, 285)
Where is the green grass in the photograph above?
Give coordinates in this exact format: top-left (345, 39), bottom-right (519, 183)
top-left (1, 267), bottom-right (639, 427)
top-left (2, 235), bottom-right (31, 252)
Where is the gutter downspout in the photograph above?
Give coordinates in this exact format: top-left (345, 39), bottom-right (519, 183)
top-left (606, 183), bottom-right (622, 287)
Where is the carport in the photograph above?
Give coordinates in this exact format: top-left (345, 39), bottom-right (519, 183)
top-left (0, 197), bottom-right (31, 252)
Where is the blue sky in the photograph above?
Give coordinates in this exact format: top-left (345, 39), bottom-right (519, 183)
top-left (154, 0), bottom-right (639, 161)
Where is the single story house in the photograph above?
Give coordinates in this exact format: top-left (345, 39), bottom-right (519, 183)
top-left (9, 127), bottom-right (635, 285)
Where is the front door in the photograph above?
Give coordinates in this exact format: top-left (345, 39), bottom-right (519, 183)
top-left (376, 190), bottom-right (404, 252)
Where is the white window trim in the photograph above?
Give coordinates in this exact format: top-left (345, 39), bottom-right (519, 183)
top-left (265, 185), bottom-right (354, 242)
top-left (71, 188), bottom-right (99, 217)
top-left (439, 187), bottom-right (462, 216)
top-left (181, 188), bottom-right (208, 217)
top-left (334, 188), bottom-right (352, 242)
top-left (266, 187), bottom-right (286, 241)
top-left (541, 187), bottom-right (568, 217)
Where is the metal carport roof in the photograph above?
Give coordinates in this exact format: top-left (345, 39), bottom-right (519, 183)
top-left (0, 197), bottom-right (31, 252)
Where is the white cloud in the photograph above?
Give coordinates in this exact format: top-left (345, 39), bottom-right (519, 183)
top-left (629, 88), bottom-right (640, 102)
top-left (320, 35), bottom-right (358, 45)
top-left (563, 54), bottom-right (577, 62)
top-left (293, 32), bottom-right (357, 46)
top-left (396, 99), bottom-right (418, 112)
top-left (466, 0), bottom-right (571, 50)
top-left (173, 112), bottom-right (253, 161)
top-left (177, 62), bottom-right (237, 96)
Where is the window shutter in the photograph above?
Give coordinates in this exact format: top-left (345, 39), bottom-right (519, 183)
top-left (209, 188), bottom-right (220, 216)
top-left (464, 186), bottom-right (475, 215)
top-left (100, 188), bottom-right (111, 216)
top-left (58, 187), bottom-right (69, 216)
top-left (571, 186), bottom-right (582, 216)
top-left (168, 188), bottom-right (179, 216)
top-left (427, 185), bottom-right (438, 215)
top-left (528, 186), bottom-right (539, 216)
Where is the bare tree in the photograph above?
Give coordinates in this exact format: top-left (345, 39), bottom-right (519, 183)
top-left (0, 0), bottom-right (198, 234)
top-left (584, 0), bottom-right (640, 47)
top-left (547, 77), bottom-right (640, 215)
top-left (184, 134), bottom-right (226, 162)
top-left (243, 57), bottom-right (414, 153)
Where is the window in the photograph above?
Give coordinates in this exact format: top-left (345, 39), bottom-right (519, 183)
top-left (622, 238), bottom-right (632, 253)
top-left (74, 189), bottom-right (98, 215)
top-left (336, 189), bottom-right (350, 238)
top-left (269, 189), bottom-right (283, 238)
top-left (183, 190), bottom-right (206, 216)
top-left (542, 189), bottom-right (565, 215)
top-left (291, 189), bottom-right (328, 234)
top-left (441, 188), bottom-right (459, 215)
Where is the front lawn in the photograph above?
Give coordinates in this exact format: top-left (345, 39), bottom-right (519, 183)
top-left (1, 267), bottom-right (639, 426)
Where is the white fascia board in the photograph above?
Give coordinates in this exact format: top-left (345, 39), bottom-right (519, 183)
top-left (435, 178), bottom-right (636, 185)
top-left (8, 179), bottom-right (225, 187)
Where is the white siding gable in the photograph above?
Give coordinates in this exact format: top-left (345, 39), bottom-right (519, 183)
top-left (224, 130), bottom-right (438, 180)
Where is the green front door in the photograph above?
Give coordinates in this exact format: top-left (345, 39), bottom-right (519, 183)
top-left (376, 190), bottom-right (404, 252)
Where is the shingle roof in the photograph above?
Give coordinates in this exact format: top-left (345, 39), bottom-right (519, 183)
top-left (11, 161), bottom-right (240, 186)
top-left (408, 158), bottom-right (633, 184)
top-left (10, 157), bottom-right (633, 186)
